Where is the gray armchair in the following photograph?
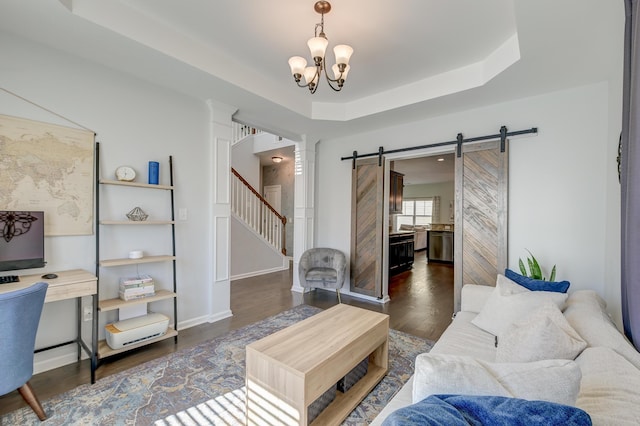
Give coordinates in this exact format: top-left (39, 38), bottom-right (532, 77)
top-left (298, 248), bottom-right (347, 303)
top-left (0, 282), bottom-right (48, 421)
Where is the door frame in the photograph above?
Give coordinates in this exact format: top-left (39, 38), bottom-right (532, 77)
top-left (382, 147), bottom-right (456, 301)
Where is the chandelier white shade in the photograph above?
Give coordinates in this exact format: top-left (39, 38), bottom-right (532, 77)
top-left (288, 1), bottom-right (353, 94)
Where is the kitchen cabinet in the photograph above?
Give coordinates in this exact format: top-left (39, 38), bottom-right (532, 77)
top-left (389, 232), bottom-right (414, 275)
top-left (389, 170), bottom-right (404, 214)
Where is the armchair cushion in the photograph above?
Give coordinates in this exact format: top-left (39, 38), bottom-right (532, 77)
top-left (306, 267), bottom-right (338, 282)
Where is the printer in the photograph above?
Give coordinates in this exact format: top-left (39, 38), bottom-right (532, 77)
top-left (105, 313), bottom-right (169, 350)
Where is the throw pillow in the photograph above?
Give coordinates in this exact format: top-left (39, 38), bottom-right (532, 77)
top-left (412, 353), bottom-right (582, 407)
top-left (564, 290), bottom-right (640, 370)
top-left (496, 301), bottom-right (587, 362)
top-left (505, 268), bottom-right (570, 293)
top-left (471, 274), bottom-right (568, 336)
top-left (382, 395), bottom-right (592, 426)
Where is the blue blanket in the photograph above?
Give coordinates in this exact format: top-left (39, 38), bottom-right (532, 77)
top-left (381, 394), bottom-right (592, 426)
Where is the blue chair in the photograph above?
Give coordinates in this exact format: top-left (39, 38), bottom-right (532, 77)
top-left (0, 282), bottom-right (48, 421)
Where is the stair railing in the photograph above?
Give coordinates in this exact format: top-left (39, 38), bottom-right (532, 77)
top-left (232, 122), bottom-right (263, 144)
top-left (231, 168), bottom-right (286, 255)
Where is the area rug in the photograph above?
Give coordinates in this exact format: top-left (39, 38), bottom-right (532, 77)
top-left (1, 305), bottom-right (433, 425)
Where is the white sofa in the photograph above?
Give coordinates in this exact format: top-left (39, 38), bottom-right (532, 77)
top-left (371, 278), bottom-right (640, 425)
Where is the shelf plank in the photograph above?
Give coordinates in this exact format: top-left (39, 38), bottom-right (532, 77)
top-left (99, 290), bottom-right (177, 312)
top-left (99, 255), bottom-right (175, 267)
top-left (100, 179), bottom-right (173, 190)
top-left (100, 220), bottom-right (175, 225)
top-left (98, 328), bottom-right (178, 359)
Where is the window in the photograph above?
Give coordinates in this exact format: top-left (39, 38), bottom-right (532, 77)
top-left (397, 198), bottom-right (433, 229)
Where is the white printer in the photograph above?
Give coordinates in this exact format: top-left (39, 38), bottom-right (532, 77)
top-left (105, 313), bottom-right (169, 350)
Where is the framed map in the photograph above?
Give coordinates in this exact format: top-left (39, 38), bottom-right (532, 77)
top-left (0, 114), bottom-right (95, 236)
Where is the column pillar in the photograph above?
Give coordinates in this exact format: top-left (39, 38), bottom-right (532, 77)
top-left (292, 136), bottom-right (318, 292)
top-left (207, 100), bottom-right (237, 321)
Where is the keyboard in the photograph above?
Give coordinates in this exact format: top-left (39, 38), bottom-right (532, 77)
top-left (0, 275), bottom-right (20, 284)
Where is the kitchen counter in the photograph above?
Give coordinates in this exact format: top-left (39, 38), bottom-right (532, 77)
top-left (389, 230), bottom-right (416, 236)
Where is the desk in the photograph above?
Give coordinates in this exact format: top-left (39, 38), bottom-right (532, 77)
top-left (0, 269), bottom-right (97, 382)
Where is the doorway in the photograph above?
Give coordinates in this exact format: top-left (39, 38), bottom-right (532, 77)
top-left (389, 153), bottom-right (456, 326)
top-left (263, 184), bottom-right (282, 214)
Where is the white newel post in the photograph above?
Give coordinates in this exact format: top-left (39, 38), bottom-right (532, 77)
top-left (207, 100), bottom-right (237, 322)
top-left (292, 137), bottom-right (318, 293)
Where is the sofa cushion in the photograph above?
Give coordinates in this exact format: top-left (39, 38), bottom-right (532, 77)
top-left (471, 274), bottom-right (568, 336)
top-left (575, 347), bottom-right (640, 425)
top-left (496, 301), bottom-right (586, 363)
top-left (563, 290), bottom-right (640, 370)
top-left (412, 353), bottom-right (581, 407)
top-left (505, 268), bottom-right (570, 293)
top-left (430, 311), bottom-right (496, 361)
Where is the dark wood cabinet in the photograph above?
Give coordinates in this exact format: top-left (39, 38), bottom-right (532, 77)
top-left (389, 170), bottom-right (404, 214)
top-left (389, 232), bottom-right (414, 275)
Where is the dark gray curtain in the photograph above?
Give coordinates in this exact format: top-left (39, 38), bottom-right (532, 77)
top-left (622, 0), bottom-right (640, 350)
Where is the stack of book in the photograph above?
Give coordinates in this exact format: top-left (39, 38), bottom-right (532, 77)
top-left (119, 274), bottom-right (155, 301)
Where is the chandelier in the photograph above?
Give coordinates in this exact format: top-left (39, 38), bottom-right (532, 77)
top-left (288, 1), bottom-right (353, 94)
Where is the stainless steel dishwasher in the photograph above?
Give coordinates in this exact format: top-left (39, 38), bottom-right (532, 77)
top-left (428, 231), bottom-right (454, 263)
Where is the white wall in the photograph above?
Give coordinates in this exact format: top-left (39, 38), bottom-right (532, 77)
top-left (0, 32), bottom-right (225, 372)
top-left (315, 82), bottom-right (622, 321)
top-left (231, 137), bottom-right (260, 189)
top-left (230, 216), bottom-right (288, 279)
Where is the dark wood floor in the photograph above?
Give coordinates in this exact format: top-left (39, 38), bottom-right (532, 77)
top-left (0, 252), bottom-right (453, 416)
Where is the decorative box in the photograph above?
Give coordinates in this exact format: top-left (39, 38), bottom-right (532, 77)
top-left (337, 357), bottom-right (369, 393)
top-left (307, 385), bottom-right (336, 424)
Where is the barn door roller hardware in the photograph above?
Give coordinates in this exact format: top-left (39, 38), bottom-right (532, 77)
top-left (341, 126), bottom-right (538, 162)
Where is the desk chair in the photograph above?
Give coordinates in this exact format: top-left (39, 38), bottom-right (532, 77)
top-left (298, 248), bottom-right (347, 303)
top-left (0, 282), bottom-right (48, 421)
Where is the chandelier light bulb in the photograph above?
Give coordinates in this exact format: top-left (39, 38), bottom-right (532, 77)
top-left (303, 67), bottom-right (319, 85)
top-left (333, 44), bottom-right (353, 66)
top-left (307, 36), bottom-right (329, 63)
top-left (332, 64), bottom-right (350, 81)
top-left (288, 56), bottom-right (307, 79)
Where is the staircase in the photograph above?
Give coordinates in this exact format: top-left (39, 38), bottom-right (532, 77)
top-left (231, 167), bottom-right (286, 255)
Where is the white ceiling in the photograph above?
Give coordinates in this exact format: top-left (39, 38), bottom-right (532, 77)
top-left (0, 0), bottom-right (622, 143)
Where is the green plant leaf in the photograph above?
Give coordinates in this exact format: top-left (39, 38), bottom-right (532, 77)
top-left (550, 265), bottom-right (557, 282)
top-left (519, 258), bottom-right (527, 276)
top-left (529, 253), bottom-right (543, 279)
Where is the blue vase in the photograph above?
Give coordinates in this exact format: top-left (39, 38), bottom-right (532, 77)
top-left (148, 161), bottom-right (159, 185)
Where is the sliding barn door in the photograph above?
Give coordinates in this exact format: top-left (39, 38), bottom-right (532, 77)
top-left (350, 158), bottom-right (384, 298)
top-left (454, 140), bottom-right (508, 311)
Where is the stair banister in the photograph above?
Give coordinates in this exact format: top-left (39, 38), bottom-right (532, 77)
top-left (231, 168), bottom-right (286, 255)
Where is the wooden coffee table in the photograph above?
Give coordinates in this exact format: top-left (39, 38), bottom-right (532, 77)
top-left (246, 304), bottom-right (389, 425)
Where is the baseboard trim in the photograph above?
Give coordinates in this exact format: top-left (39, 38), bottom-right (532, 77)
top-left (231, 265), bottom-right (288, 281)
top-left (34, 349), bottom-right (87, 375)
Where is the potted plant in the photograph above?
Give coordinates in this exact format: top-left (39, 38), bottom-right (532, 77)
top-left (518, 250), bottom-right (556, 281)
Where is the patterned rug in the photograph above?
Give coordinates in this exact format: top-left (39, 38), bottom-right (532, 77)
top-left (2, 305), bottom-right (433, 425)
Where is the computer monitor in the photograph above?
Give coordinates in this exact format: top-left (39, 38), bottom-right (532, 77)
top-left (0, 211), bottom-right (46, 272)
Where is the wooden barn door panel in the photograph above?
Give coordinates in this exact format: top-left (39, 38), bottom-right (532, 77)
top-left (454, 140), bottom-right (508, 311)
top-left (350, 158), bottom-right (384, 298)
